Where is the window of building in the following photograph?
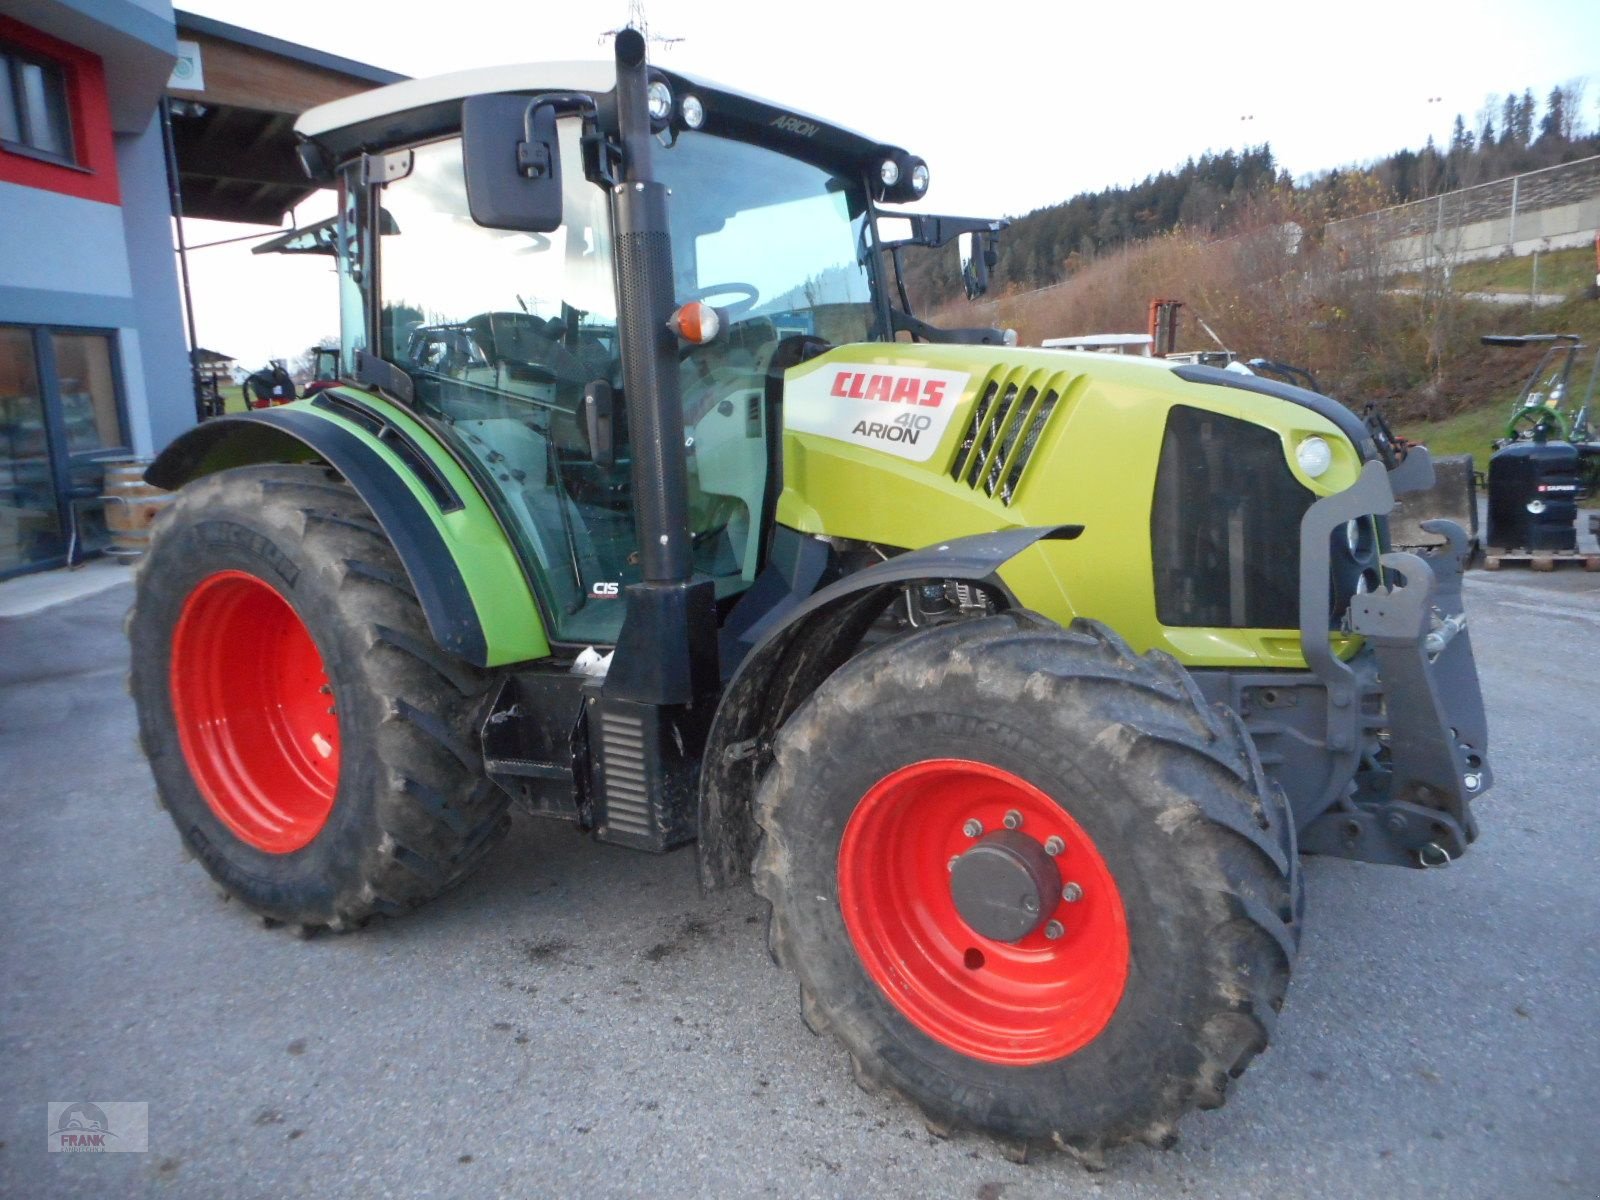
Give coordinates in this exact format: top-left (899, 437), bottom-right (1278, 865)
top-left (1, 326), bottom-right (129, 577)
top-left (0, 44), bottom-right (74, 164)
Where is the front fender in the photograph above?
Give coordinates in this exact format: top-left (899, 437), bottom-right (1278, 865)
top-left (696, 523), bottom-right (1082, 890)
top-left (147, 392), bottom-right (550, 668)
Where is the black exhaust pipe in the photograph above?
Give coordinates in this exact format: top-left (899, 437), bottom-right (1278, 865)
top-left (590, 29), bottom-right (720, 852)
top-left (592, 28), bottom-right (723, 857)
top-left (611, 27), bottom-right (691, 587)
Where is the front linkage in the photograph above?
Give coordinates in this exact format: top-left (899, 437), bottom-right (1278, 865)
top-left (1197, 449), bottom-right (1489, 868)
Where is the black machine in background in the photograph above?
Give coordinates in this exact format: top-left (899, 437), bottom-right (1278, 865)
top-left (1487, 439), bottom-right (1582, 553)
top-left (1481, 334), bottom-right (1599, 569)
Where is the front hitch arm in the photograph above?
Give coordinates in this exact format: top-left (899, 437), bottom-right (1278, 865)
top-left (1296, 459), bottom-right (1491, 867)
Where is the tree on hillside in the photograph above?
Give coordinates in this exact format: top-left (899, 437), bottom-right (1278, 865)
top-left (1559, 78), bottom-right (1586, 140)
top-left (1419, 134), bottom-right (1442, 196)
top-left (1500, 93), bottom-right (1521, 147)
top-left (1515, 90), bottom-right (1537, 145)
top-left (1447, 116), bottom-right (1477, 187)
top-left (1537, 86), bottom-right (1567, 145)
top-left (1476, 94), bottom-right (1499, 149)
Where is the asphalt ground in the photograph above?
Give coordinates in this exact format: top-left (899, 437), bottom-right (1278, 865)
top-left (1, 564), bottom-right (1597, 1200)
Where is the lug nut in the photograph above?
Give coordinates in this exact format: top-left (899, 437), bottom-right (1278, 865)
top-left (1043, 836), bottom-right (1065, 856)
top-left (962, 819), bottom-right (983, 838)
top-left (947, 855), bottom-right (959, 872)
top-left (1463, 772), bottom-right (1482, 793)
top-left (1061, 882), bottom-right (1082, 903)
top-left (1044, 920), bottom-right (1064, 940)
top-left (1003, 809), bottom-right (1023, 830)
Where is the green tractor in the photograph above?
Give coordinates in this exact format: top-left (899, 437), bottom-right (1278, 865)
top-left (129, 31), bottom-right (1492, 1159)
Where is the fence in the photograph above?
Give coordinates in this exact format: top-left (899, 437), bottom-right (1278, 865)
top-left (1326, 155), bottom-right (1600, 270)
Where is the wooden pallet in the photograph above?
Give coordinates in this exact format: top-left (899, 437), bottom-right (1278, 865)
top-left (1483, 549), bottom-right (1600, 571)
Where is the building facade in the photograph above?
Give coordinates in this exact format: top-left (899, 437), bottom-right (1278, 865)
top-left (1, 2), bottom-right (400, 578)
top-left (1, 0), bottom-right (188, 577)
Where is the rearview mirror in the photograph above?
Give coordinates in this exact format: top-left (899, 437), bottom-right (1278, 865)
top-left (960, 231), bottom-right (998, 299)
top-left (462, 94), bottom-right (563, 233)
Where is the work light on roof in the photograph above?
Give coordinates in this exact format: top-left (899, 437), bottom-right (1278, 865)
top-left (879, 158), bottom-right (901, 187)
top-left (647, 80), bottom-right (673, 122)
top-left (910, 162), bottom-right (929, 194)
top-left (681, 94), bottom-right (705, 129)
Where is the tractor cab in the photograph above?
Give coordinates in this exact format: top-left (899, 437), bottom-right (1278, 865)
top-left (293, 60), bottom-right (1000, 646)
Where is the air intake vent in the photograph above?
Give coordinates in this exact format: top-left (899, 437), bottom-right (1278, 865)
top-left (599, 710), bottom-right (652, 838)
top-left (948, 371), bottom-right (1068, 505)
top-left (589, 697), bottom-right (696, 853)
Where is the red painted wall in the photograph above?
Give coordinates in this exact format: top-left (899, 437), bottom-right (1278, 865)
top-left (0, 16), bottom-right (120, 206)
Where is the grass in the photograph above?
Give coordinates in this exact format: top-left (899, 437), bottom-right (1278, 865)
top-left (1396, 400), bottom-right (1509, 462)
top-left (1396, 245), bottom-right (1598, 298)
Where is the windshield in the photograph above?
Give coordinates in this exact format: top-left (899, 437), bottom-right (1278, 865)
top-left (657, 131), bottom-right (875, 348)
top-left (366, 123), bottom-right (873, 645)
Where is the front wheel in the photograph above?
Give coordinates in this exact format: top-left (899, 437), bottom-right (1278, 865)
top-left (128, 464), bottom-right (510, 932)
top-left (753, 613), bottom-right (1302, 1160)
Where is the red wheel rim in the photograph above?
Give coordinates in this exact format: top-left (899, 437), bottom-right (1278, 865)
top-left (838, 759), bottom-right (1129, 1065)
top-left (170, 570), bottom-right (340, 854)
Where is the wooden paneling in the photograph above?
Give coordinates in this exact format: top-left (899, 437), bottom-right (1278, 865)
top-left (169, 31), bottom-right (382, 116)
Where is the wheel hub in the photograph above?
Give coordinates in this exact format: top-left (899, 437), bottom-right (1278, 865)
top-left (949, 829), bottom-right (1062, 942)
top-left (837, 758), bottom-right (1130, 1065)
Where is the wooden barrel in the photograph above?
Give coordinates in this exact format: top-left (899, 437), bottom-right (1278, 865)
top-left (100, 461), bottom-right (171, 559)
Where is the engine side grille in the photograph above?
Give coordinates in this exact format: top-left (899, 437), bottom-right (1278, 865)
top-left (599, 709), bottom-right (652, 838)
top-left (948, 368), bottom-right (1071, 505)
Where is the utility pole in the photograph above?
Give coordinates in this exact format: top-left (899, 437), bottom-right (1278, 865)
top-left (601, 0), bottom-right (683, 51)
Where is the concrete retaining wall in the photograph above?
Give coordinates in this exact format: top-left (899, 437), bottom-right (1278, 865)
top-left (1328, 156), bottom-right (1600, 273)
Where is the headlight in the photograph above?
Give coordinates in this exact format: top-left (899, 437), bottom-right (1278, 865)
top-left (647, 80), bottom-right (673, 122)
top-left (1296, 436), bottom-right (1333, 478)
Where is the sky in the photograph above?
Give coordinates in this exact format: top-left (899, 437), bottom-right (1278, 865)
top-left (175, 0), bottom-right (1600, 368)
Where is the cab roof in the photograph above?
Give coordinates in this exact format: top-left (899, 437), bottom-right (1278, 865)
top-left (294, 60), bottom-right (908, 183)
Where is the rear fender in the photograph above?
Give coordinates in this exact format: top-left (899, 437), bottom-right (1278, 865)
top-left (146, 392), bottom-right (550, 668)
top-left (696, 523), bottom-right (1082, 890)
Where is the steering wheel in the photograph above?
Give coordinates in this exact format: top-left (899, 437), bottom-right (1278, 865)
top-left (1507, 404), bottom-right (1568, 443)
top-left (683, 282), bottom-right (760, 319)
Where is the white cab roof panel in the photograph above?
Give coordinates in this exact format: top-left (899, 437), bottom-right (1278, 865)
top-left (297, 62), bottom-right (615, 139)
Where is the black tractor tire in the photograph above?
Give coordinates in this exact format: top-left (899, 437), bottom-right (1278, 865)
top-left (752, 611), bottom-right (1302, 1161)
top-left (128, 463), bottom-right (509, 932)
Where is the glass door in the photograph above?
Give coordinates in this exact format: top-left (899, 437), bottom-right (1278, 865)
top-left (0, 326), bottom-right (130, 578)
top-left (0, 326), bottom-right (61, 575)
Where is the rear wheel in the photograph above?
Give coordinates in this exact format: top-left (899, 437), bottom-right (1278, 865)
top-left (753, 612), bottom-right (1301, 1159)
top-left (129, 464), bottom-right (510, 931)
